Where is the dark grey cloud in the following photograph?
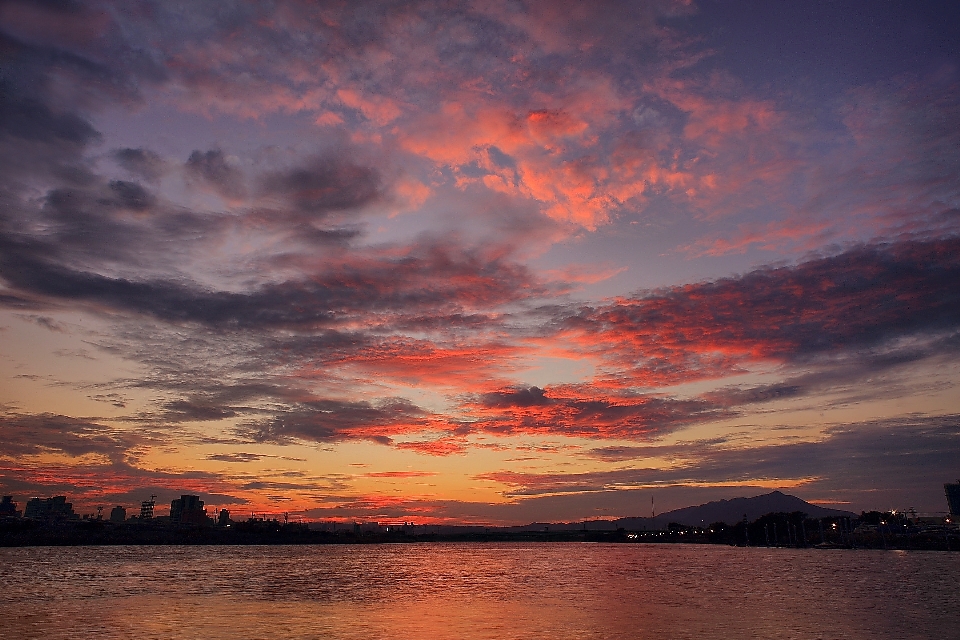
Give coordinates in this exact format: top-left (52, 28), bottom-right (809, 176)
top-left (0, 184), bottom-right (236, 296)
top-left (25, 315), bottom-right (66, 332)
top-left (0, 91), bottom-right (101, 147)
top-left (0, 228), bottom-right (544, 332)
top-left (207, 452), bottom-right (266, 463)
top-left (185, 149), bottom-right (247, 199)
top-left (259, 156), bottom-right (381, 215)
top-left (113, 147), bottom-right (165, 181)
top-left (204, 452), bottom-right (305, 464)
top-left (0, 12), bottom-right (208, 285)
top-left (161, 399), bottom-right (239, 423)
top-left (0, 292), bottom-right (37, 308)
top-left (481, 386), bottom-right (551, 408)
top-left (0, 412), bottom-right (138, 462)
top-left (0, 29), bottom-right (138, 112)
top-left (702, 383), bottom-right (805, 407)
top-left (238, 397), bottom-right (430, 445)
top-left (0, 75), bottom-right (101, 190)
top-left (28, 182), bottom-right (166, 263)
top-left (107, 180), bottom-right (155, 211)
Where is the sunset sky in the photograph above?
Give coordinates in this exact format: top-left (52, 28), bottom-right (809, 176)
top-left (1, 0), bottom-right (959, 523)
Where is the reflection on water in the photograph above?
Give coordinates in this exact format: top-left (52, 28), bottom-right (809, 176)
top-left (2, 543), bottom-right (958, 639)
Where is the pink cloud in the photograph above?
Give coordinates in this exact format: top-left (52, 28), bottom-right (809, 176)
top-left (684, 217), bottom-right (835, 257)
top-left (337, 88), bottom-right (403, 125)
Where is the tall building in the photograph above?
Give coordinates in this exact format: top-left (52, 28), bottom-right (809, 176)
top-left (946, 481), bottom-right (960, 517)
top-left (110, 506), bottom-right (127, 523)
top-left (0, 496), bottom-right (20, 518)
top-left (23, 496), bottom-right (77, 520)
top-left (170, 495), bottom-right (207, 525)
top-left (140, 495), bottom-right (156, 519)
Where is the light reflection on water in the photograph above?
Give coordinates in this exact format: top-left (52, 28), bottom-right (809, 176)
top-left (2, 543), bottom-right (958, 639)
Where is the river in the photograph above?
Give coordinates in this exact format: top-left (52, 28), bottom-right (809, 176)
top-left (2, 543), bottom-right (958, 639)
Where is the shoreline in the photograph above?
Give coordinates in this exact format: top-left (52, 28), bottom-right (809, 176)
top-left (3, 520), bottom-right (957, 551)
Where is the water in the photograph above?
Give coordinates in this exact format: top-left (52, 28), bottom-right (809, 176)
top-left (2, 543), bottom-right (958, 639)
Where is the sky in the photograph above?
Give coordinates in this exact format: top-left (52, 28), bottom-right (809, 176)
top-left (1, 0), bottom-right (959, 524)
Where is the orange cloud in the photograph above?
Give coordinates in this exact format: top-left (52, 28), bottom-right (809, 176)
top-left (341, 339), bottom-right (528, 392)
top-left (395, 437), bottom-right (469, 456)
top-left (554, 237), bottom-right (960, 388)
top-left (460, 383), bottom-right (723, 440)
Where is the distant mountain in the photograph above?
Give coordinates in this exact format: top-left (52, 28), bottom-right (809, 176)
top-left (657, 491), bottom-right (857, 526)
top-left (615, 491), bottom-right (857, 528)
top-left (512, 491), bottom-right (858, 532)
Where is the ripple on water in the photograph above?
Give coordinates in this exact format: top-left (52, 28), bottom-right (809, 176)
top-left (1, 543), bottom-right (959, 640)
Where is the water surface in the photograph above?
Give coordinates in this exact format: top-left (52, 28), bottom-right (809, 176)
top-left (2, 543), bottom-right (958, 639)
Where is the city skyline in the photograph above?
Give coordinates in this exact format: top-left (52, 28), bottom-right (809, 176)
top-left (1, 0), bottom-right (959, 523)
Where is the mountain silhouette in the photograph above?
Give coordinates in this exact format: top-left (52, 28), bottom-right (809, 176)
top-left (512, 491), bottom-right (858, 531)
top-left (621, 490), bottom-right (857, 528)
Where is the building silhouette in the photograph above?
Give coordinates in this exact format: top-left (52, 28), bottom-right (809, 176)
top-left (23, 496), bottom-right (77, 521)
top-left (170, 495), bottom-right (207, 525)
top-left (110, 506), bottom-right (127, 523)
top-left (0, 496), bottom-right (21, 518)
top-left (140, 495), bottom-right (156, 519)
top-left (946, 481), bottom-right (960, 517)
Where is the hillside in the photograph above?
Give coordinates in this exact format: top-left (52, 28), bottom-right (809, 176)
top-left (512, 491), bottom-right (859, 531)
top-left (653, 490), bottom-right (855, 526)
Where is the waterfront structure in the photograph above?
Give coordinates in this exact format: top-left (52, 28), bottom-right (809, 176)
top-left (0, 496), bottom-right (20, 518)
top-left (110, 506), bottom-right (126, 523)
top-left (946, 481), bottom-right (960, 517)
top-left (23, 496), bottom-right (77, 520)
top-left (218, 509), bottom-right (231, 526)
top-left (140, 495), bottom-right (157, 519)
top-left (170, 495), bottom-right (207, 525)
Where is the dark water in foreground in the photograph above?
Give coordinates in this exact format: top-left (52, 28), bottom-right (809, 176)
top-left (2, 543), bottom-right (958, 639)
